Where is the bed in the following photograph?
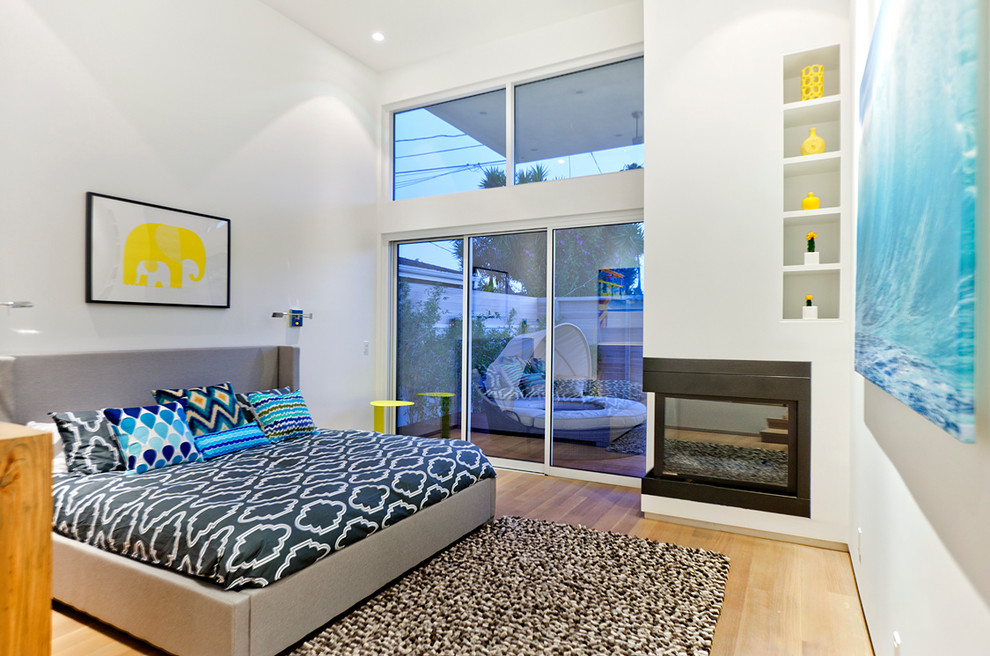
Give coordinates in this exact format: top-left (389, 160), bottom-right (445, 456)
top-left (0, 346), bottom-right (496, 656)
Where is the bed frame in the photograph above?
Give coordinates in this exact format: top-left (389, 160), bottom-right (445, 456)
top-left (0, 346), bottom-right (496, 656)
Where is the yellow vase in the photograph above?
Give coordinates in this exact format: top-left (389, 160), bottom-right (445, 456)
top-left (801, 64), bottom-right (824, 100)
top-left (802, 192), bottom-right (821, 210)
top-left (800, 128), bottom-right (825, 156)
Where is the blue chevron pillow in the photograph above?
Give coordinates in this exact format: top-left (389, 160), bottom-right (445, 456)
top-left (246, 390), bottom-right (317, 443)
top-left (194, 423), bottom-right (270, 459)
top-left (153, 381), bottom-right (248, 437)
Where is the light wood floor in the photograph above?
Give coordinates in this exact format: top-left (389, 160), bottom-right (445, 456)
top-left (51, 470), bottom-right (874, 656)
top-left (470, 431), bottom-right (647, 477)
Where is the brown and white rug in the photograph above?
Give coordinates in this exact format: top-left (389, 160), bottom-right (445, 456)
top-left (288, 516), bottom-right (730, 656)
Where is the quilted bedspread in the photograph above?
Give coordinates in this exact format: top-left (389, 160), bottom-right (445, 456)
top-left (52, 429), bottom-right (496, 590)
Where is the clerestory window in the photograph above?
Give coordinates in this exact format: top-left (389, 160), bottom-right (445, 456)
top-left (392, 56), bottom-right (644, 201)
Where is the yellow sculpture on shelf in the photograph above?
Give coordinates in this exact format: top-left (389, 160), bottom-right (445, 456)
top-left (801, 64), bottom-right (824, 100)
top-left (800, 128), bottom-right (825, 155)
top-left (802, 192), bottom-right (821, 210)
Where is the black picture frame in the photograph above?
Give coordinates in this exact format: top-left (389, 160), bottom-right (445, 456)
top-left (86, 192), bottom-right (230, 308)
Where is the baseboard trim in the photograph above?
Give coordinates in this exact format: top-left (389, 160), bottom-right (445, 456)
top-left (642, 512), bottom-right (849, 552)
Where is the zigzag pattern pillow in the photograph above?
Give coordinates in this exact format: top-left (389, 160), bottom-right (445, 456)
top-left (153, 381), bottom-right (247, 436)
top-left (194, 423), bottom-right (270, 459)
top-left (104, 401), bottom-right (202, 474)
top-left (50, 410), bottom-right (126, 474)
top-left (246, 390), bottom-right (317, 443)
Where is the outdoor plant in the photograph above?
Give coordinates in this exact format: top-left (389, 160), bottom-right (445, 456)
top-left (478, 166), bottom-right (506, 189)
top-left (395, 281), bottom-right (462, 427)
top-left (806, 231), bottom-right (817, 253)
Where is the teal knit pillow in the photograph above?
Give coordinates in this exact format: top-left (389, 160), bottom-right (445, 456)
top-left (246, 390), bottom-right (317, 443)
top-left (195, 423), bottom-right (270, 459)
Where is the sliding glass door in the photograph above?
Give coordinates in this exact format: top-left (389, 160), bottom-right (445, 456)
top-left (550, 223), bottom-right (645, 477)
top-left (393, 220), bottom-right (644, 481)
top-left (394, 239), bottom-right (464, 438)
top-left (467, 231), bottom-right (547, 463)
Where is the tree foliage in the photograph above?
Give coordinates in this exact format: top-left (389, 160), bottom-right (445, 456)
top-left (554, 223), bottom-right (644, 297)
top-left (454, 223), bottom-right (643, 299)
top-left (395, 281), bottom-right (461, 427)
top-left (395, 282), bottom-right (529, 430)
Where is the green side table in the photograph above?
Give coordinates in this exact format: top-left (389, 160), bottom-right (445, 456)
top-left (417, 392), bottom-right (455, 439)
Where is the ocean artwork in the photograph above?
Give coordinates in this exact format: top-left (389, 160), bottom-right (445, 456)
top-left (856, 0), bottom-right (978, 442)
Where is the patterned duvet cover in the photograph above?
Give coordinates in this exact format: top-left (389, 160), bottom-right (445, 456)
top-left (52, 429), bottom-right (495, 590)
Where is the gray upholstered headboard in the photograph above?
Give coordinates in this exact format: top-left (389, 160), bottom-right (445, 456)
top-left (0, 345), bottom-right (299, 424)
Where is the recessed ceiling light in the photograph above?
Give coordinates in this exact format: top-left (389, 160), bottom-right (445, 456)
top-left (371, 32), bottom-right (385, 42)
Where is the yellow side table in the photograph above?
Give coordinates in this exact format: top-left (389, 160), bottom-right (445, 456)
top-left (370, 400), bottom-right (413, 433)
top-left (417, 392), bottom-right (455, 439)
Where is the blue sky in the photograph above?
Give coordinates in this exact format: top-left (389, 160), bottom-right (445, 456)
top-left (394, 108), bottom-right (644, 200)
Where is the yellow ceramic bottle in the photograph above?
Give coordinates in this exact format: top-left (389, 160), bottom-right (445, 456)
top-left (801, 192), bottom-right (820, 210)
top-left (800, 128), bottom-right (825, 156)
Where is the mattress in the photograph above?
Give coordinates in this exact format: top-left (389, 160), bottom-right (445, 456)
top-left (52, 429), bottom-right (495, 591)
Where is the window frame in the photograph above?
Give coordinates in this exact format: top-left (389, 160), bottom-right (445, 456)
top-left (383, 208), bottom-right (645, 488)
top-left (384, 50), bottom-right (645, 202)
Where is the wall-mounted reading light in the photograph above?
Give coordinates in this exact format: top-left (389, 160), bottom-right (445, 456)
top-left (272, 309), bottom-right (313, 327)
top-left (2, 301), bottom-right (33, 308)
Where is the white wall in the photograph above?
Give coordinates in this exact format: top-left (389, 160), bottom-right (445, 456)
top-left (848, 1), bottom-right (990, 653)
top-left (0, 0), bottom-right (380, 430)
top-left (640, 0), bottom-right (853, 544)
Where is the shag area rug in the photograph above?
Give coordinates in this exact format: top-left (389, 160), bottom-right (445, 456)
top-left (607, 425), bottom-right (647, 455)
top-left (664, 438), bottom-right (788, 486)
top-left (289, 516), bottom-right (730, 656)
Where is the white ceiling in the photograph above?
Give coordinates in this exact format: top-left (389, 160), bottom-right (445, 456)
top-left (259, 0), bottom-right (636, 73)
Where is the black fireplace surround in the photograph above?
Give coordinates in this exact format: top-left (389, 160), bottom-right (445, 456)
top-left (642, 358), bottom-right (811, 518)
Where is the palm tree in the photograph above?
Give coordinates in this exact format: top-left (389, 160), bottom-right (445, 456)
top-left (478, 166), bottom-right (506, 189)
top-left (515, 163), bottom-right (552, 185)
top-left (477, 163), bottom-right (556, 189)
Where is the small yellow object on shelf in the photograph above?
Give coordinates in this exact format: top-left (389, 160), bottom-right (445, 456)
top-left (800, 128), bottom-right (825, 155)
top-left (801, 192), bottom-right (821, 210)
top-left (801, 64), bottom-right (824, 100)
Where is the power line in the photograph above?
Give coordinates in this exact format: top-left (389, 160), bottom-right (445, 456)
top-left (395, 160), bottom-right (503, 176)
top-left (395, 144), bottom-right (489, 159)
top-left (395, 133), bottom-right (474, 143)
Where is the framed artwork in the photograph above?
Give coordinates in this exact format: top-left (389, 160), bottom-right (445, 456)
top-left (855, 0), bottom-right (977, 442)
top-left (86, 193), bottom-right (231, 308)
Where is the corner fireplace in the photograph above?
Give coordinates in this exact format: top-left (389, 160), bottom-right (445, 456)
top-left (642, 358), bottom-right (810, 517)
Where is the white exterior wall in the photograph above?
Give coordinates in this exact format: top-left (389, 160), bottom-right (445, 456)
top-left (0, 0), bottom-right (380, 430)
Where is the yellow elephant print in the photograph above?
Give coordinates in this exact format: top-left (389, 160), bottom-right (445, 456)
top-left (122, 223), bottom-right (206, 288)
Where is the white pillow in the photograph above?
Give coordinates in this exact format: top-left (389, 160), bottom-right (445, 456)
top-left (26, 421), bottom-right (68, 474)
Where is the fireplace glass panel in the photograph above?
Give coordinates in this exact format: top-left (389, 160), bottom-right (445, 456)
top-left (661, 397), bottom-right (792, 491)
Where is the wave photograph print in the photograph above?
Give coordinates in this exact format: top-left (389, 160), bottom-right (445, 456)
top-left (855, 0), bottom-right (977, 442)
